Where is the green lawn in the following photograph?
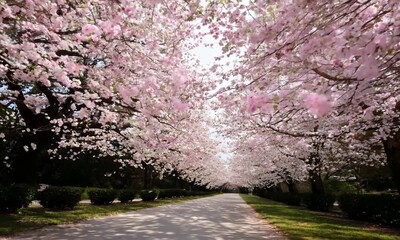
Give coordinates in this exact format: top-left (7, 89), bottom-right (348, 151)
top-left (0, 195), bottom-right (214, 236)
top-left (241, 194), bottom-right (400, 240)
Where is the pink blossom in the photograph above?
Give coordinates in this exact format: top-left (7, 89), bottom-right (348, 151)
top-left (304, 93), bottom-right (332, 117)
top-left (99, 21), bottom-right (121, 38)
top-left (64, 62), bottom-right (81, 74)
top-left (171, 97), bottom-right (188, 112)
top-left (82, 24), bottom-right (101, 36)
top-left (1, 6), bottom-right (13, 18)
top-left (355, 57), bottom-right (380, 80)
top-left (245, 94), bottom-right (267, 113)
top-left (76, 108), bottom-right (90, 119)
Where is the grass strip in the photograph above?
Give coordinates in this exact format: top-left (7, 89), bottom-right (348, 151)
top-left (240, 194), bottom-right (400, 240)
top-left (0, 194), bottom-right (216, 236)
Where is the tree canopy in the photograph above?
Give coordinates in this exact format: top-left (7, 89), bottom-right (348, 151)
top-left (1, 0), bottom-right (399, 192)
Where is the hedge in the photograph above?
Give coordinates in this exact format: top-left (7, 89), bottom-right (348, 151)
top-left (339, 194), bottom-right (400, 226)
top-left (265, 192), bottom-right (302, 206)
top-left (301, 193), bottom-right (335, 212)
top-left (140, 190), bottom-right (158, 201)
top-left (0, 184), bottom-right (36, 213)
top-left (187, 191), bottom-right (212, 196)
top-left (158, 189), bottom-right (187, 199)
top-left (118, 189), bottom-right (136, 203)
top-left (88, 188), bottom-right (118, 205)
top-left (37, 186), bottom-right (83, 210)
top-left (255, 191), bottom-right (335, 211)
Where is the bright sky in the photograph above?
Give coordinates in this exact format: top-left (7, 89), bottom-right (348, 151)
top-left (189, 29), bottom-right (235, 167)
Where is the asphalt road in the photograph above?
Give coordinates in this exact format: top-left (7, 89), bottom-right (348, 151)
top-left (9, 193), bottom-right (286, 240)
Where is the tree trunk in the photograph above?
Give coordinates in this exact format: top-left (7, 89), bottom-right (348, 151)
top-left (149, 168), bottom-right (154, 189)
top-left (273, 185), bottom-right (282, 192)
top-left (11, 129), bottom-right (53, 184)
top-left (307, 148), bottom-right (325, 194)
top-left (143, 163), bottom-right (149, 189)
top-left (382, 130), bottom-right (400, 193)
top-left (309, 170), bottom-right (325, 194)
top-left (287, 179), bottom-right (299, 193)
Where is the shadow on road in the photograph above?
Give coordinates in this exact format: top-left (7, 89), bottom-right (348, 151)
top-left (11, 194), bottom-right (286, 240)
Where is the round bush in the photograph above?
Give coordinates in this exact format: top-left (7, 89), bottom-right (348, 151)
top-left (339, 194), bottom-right (400, 226)
top-left (88, 188), bottom-right (118, 205)
top-left (261, 192), bottom-right (301, 206)
top-left (187, 191), bottom-right (211, 196)
top-left (37, 186), bottom-right (83, 210)
top-left (0, 184), bottom-right (36, 213)
top-left (140, 190), bottom-right (158, 201)
top-left (158, 189), bottom-right (187, 199)
top-left (302, 193), bottom-right (335, 212)
top-left (118, 189), bottom-right (136, 203)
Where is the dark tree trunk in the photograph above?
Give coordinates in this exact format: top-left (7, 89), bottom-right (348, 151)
top-left (10, 128), bottom-right (54, 184)
top-left (273, 185), bottom-right (282, 192)
top-left (142, 163), bottom-right (155, 189)
top-left (287, 179), bottom-right (299, 193)
top-left (307, 146), bottom-right (325, 194)
top-left (382, 130), bottom-right (400, 193)
top-left (309, 170), bottom-right (325, 194)
top-left (143, 163), bottom-right (149, 189)
top-left (149, 168), bottom-right (154, 189)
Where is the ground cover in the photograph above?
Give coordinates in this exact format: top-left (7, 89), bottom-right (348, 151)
top-left (0, 195), bottom-right (215, 236)
top-left (241, 194), bottom-right (400, 240)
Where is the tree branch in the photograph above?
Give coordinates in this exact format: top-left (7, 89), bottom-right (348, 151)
top-left (312, 68), bottom-right (357, 82)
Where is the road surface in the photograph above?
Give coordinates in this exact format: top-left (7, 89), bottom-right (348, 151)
top-left (9, 193), bottom-right (286, 240)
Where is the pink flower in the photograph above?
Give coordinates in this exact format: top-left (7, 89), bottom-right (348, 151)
top-left (304, 93), bottom-right (331, 117)
top-left (82, 24), bottom-right (101, 36)
top-left (171, 97), bottom-right (188, 112)
top-left (245, 94), bottom-right (268, 113)
top-left (64, 62), bottom-right (81, 74)
top-left (99, 21), bottom-right (121, 38)
top-left (355, 57), bottom-right (380, 81)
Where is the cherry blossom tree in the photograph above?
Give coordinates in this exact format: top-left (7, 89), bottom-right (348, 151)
top-left (208, 0), bottom-right (400, 192)
top-left (0, 0), bottom-right (227, 187)
top-left (3, 0), bottom-right (398, 191)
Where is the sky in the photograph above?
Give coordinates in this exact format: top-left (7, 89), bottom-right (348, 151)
top-left (188, 29), bottom-right (235, 167)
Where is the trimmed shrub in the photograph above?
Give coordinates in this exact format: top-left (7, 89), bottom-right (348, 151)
top-left (339, 194), bottom-right (400, 226)
top-left (140, 190), bottom-right (158, 201)
top-left (187, 191), bottom-right (211, 196)
top-left (302, 193), bottom-right (335, 212)
top-left (158, 189), bottom-right (187, 199)
top-left (118, 189), bottom-right (136, 203)
top-left (279, 193), bottom-right (301, 206)
top-left (254, 192), bottom-right (301, 206)
top-left (0, 184), bottom-right (36, 213)
top-left (88, 188), bottom-right (118, 205)
top-left (37, 186), bottom-right (83, 210)
top-left (324, 180), bottom-right (359, 196)
top-left (265, 192), bottom-right (302, 206)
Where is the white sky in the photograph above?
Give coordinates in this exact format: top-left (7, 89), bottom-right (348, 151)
top-left (188, 29), bottom-right (235, 166)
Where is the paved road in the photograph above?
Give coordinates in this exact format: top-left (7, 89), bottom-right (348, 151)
top-left (9, 194), bottom-right (286, 240)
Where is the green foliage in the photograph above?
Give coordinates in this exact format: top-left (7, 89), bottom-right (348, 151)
top-left (87, 188), bottom-right (118, 205)
top-left (339, 194), bottom-right (400, 226)
top-left (301, 193), bottom-right (336, 212)
top-left (0, 184), bottom-right (36, 213)
top-left (324, 180), bottom-right (360, 196)
top-left (140, 190), bottom-right (158, 201)
top-left (186, 191), bottom-right (213, 196)
top-left (37, 186), bottom-right (83, 210)
top-left (262, 192), bottom-right (302, 206)
top-left (254, 190), bottom-right (334, 210)
top-left (118, 189), bottom-right (136, 203)
top-left (81, 188), bottom-right (90, 200)
top-left (157, 189), bottom-right (187, 199)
